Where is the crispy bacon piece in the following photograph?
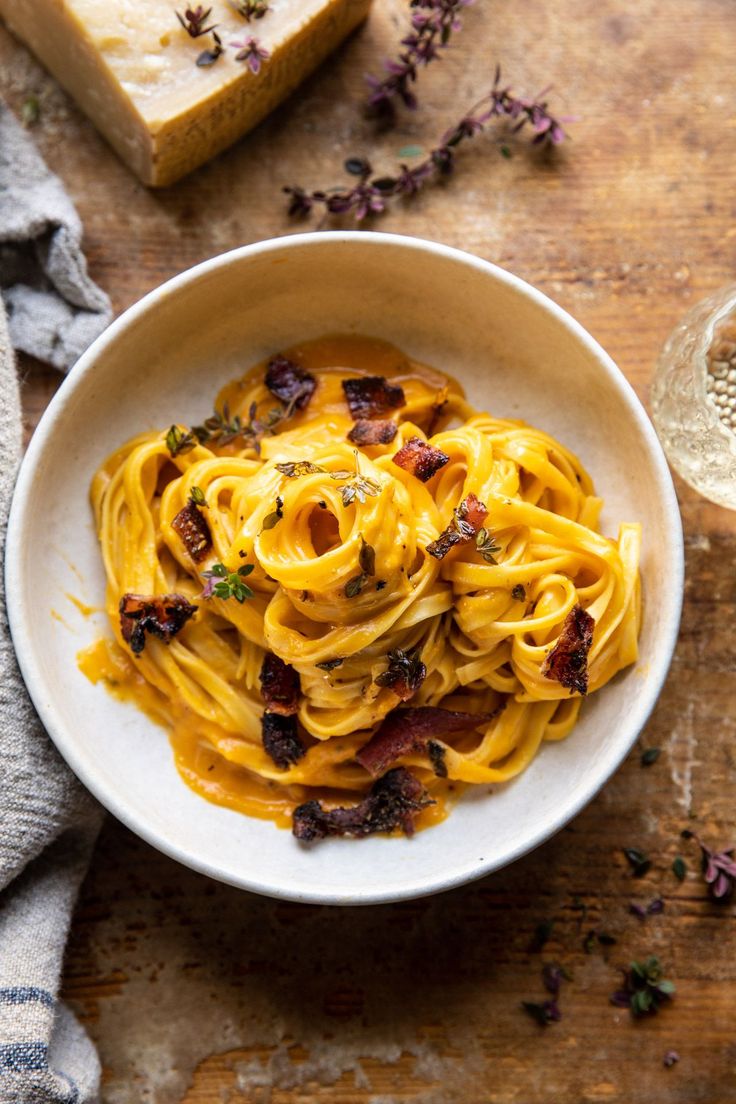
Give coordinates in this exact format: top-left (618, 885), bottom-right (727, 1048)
top-left (426, 492), bottom-right (489, 560)
top-left (347, 419), bottom-right (398, 446)
top-left (261, 712), bottom-right (305, 769)
top-left (119, 593), bottom-right (197, 655)
top-left (356, 705), bottom-right (495, 778)
top-left (342, 376), bottom-right (406, 420)
top-left (392, 436), bottom-right (450, 482)
top-left (259, 652), bottom-right (300, 715)
top-left (171, 501), bottom-right (212, 562)
top-left (292, 767), bottom-right (431, 841)
top-left (542, 604), bottom-right (595, 695)
top-left (265, 355), bottom-right (317, 411)
top-left (374, 648), bottom-right (426, 702)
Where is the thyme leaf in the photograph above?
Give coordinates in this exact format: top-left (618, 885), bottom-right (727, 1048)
top-left (275, 460), bottom-right (326, 477)
top-left (623, 848), bottom-right (651, 878)
top-left (201, 562), bottom-right (255, 602)
top-left (261, 496), bottom-right (284, 530)
top-left (166, 424), bottom-right (197, 457)
top-left (345, 573), bottom-right (368, 598)
top-left (475, 525), bottom-right (501, 564)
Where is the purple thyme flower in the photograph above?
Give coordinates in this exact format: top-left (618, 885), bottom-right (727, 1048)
top-left (629, 898), bottom-right (665, 919)
top-left (231, 35), bottom-right (269, 73)
top-left (285, 68), bottom-right (568, 224)
top-left (364, 0), bottom-right (474, 120)
top-left (682, 829), bottom-right (736, 902)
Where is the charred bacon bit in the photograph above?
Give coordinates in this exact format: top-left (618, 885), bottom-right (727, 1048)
top-left (392, 436), bottom-right (450, 483)
top-left (119, 593), bottom-right (197, 655)
top-left (426, 492), bottom-right (489, 560)
top-left (342, 376), bottom-right (406, 420)
top-left (348, 418), bottom-right (398, 446)
top-left (259, 652), bottom-right (300, 715)
top-left (356, 705), bottom-right (494, 778)
top-left (261, 712), bottom-right (305, 769)
top-left (172, 501), bottom-right (212, 562)
top-left (292, 767), bottom-right (432, 841)
top-left (542, 604), bottom-right (595, 695)
top-left (427, 740), bottom-right (448, 778)
top-left (265, 355), bottom-right (317, 412)
top-left (375, 648), bottom-right (426, 702)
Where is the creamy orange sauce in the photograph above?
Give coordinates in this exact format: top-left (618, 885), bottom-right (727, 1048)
top-left (66, 593), bottom-right (99, 617)
top-left (78, 635), bottom-right (453, 831)
top-left (79, 334), bottom-right (459, 833)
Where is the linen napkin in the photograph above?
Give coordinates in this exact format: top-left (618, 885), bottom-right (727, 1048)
top-left (0, 105), bottom-right (105, 1103)
top-left (0, 100), bottom-right (112, 371)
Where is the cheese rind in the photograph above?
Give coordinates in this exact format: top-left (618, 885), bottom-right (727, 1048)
top-left (0, 0), bottom-right (372, 186)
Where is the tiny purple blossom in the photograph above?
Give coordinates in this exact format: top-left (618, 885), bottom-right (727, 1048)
top-left (231, 35), bottom-right (269, 73)
top-left (664, 1050), bottom-right (680, 1068)
top-left (630, 898), bottom-right (665, 919)
top-left (364, 0), bottom-right (474, 120)
top-left (682, 830), bottom-right (736, 902)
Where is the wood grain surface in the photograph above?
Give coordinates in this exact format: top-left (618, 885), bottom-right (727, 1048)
top-left (3, 1), bottom-right (736, 1101)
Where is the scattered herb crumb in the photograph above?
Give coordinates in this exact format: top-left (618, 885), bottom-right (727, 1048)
top-left (640, 747), bottom-right (661, 766)
top-left (261, 496), bottom-right (284, 530)
top-left (527, 919), bottom-right (554, 953)
top-left (629, 898), bottom-right (665, 920)
top-left (521, 962), bottom-right (568, 1027)
top-left (672, 856), bottom-right (687, 882)
top-left (584, 929), bottom-right (617, 954)
top-left (681, 829), bottom-right (736, 902)
top-left (623, 847), bottom-right (652, 878)
top-left (21, 96), bottom-right (40, 127)
top-left (610, 956), bottom-right (675, 1016)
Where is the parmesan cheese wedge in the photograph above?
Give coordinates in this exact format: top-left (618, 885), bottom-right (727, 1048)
top-left (0, 0), bottom-right (372, 186)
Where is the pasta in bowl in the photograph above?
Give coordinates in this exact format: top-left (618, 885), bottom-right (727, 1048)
top-left (6, 232), bottom-right (681, 901)
top-left (82, 333), bottom-right (641, 841)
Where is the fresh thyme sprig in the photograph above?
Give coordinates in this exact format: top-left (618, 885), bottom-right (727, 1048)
top-left (230, 0), bottom-right (270, 18)
top-left (285, 68), bottom-right (568, 222)
top-left (475, 526), bottom-right (501, 564)
top-left (201, 562), bottom-right (255, 601)
top-left (365, 0), bottom-right (473, 121)
top-left (610, 957), bottom-right (675, 1016)
top-left (166, 397), bottom-right (299, 459)
top-left (175, 6), bottom-right (268, 68)
top-left (176, 5), bottom-right (216, 36)
top-left (275, 454), bottom-right (381, 507)
top-left (338, 451), bottom-right (381, 507)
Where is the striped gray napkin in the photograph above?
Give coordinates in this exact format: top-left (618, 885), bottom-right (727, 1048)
top-left (0, 120), bottom-right (104, 1100)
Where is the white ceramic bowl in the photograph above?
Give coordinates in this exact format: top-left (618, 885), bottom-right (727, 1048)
top-left (6, 233), bottom-right (683, 904)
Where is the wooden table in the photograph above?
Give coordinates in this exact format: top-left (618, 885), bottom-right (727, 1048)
top-left (3, 1), bottom-right (736, 1100)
